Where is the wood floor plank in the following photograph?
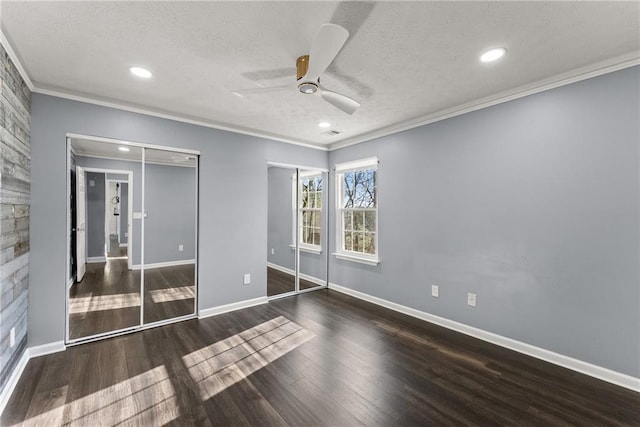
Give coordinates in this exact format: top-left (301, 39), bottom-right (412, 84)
top-left (3, 289), bottom-right (639, 426)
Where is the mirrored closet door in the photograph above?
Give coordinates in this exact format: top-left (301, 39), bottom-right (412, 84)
top-left (66, 136), bottom-right (198, 344)
top-left (267, 164), bottom-right (328, 299)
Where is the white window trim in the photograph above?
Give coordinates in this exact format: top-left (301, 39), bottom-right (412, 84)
top-left (334, 157), bottom-right (380, 265)
top-left (292, 172), bottom-right (323, 253)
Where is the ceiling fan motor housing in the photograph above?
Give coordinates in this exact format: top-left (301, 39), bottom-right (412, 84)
top-left (296, 55), bottom-right (318, 94)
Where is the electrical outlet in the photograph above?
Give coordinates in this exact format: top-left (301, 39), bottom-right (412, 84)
top-left (178, 244), bottom-right (184, 251)
top-left (271, 248), bottom-right (274, 255)
top-left (467, 293), bottom-right (477, 307)
top-left (243, 274), bottom-right (251, 285)
top-left (431, 285), bottom-right (439, 298)
top-left (10, 327), bottom-right (15, 347)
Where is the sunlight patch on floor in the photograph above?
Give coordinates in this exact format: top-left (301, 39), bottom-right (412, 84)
top-left (20, 365), bottom-right (178, 426)
top-left (183, 316), bottom-right (314, 400)
top-left (149, 286), bottom-right (195, 303)
top-left (69, 293), bottom-right (140, 314)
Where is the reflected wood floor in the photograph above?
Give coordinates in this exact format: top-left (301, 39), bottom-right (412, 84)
top-left (69, 259), bottom-right (195, 339)
top-left (5, 290), bottom-right (638, 426)
top-left (267, 267), bottom-right (320, 297)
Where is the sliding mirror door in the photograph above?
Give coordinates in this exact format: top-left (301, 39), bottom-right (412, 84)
top-left (298, 170), bottom-right (327, 291)
top-left (68, 138), bottom-right (141, 340)
top-left (267, 165), bottom-right (298, 297)
top-left (142, 148), bottom-right (197, 324)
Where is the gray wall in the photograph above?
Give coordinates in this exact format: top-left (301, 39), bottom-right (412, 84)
top-left (85, 172), bottom-right (105, 258)
top-left (145, 163), bottom-right (196, 264)
top-left (29, 93), bottom-right (327, 347)
top-left (0, 43), bottom-right (30, 395)
top-left (328, 66), bottom-right (640, 377)
top-left (267, 167), bottom-right (327, 282)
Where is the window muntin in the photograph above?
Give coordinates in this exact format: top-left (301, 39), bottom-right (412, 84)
top-left (335, 158), bottom-right (378, 261)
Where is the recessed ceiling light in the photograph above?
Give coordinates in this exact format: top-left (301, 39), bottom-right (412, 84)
top-left (318, 122), bottom-right (331, 128)
top-left (480, 48), bottom-right (506, 63)
top-left (118, 146), bottom-right (130, 152)
top-left (129, 66), bottom-right (152, 78)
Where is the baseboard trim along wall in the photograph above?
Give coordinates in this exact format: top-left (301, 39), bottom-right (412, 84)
top-left (0, 341), bottom-right (66, 415)
top-left (328, 282), bottom-right (640, 393)
top-left (199, 296), bottom-right (269, 319)
top-left (131, 259), bottom-right (195, 270)
top-left (266, 262), bottom-right (327, 287)
top-left (86, 256), bottom-right (106, 263)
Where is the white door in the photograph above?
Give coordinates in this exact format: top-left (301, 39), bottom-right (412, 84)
top-left (76, 166), bottom-right (87, 281)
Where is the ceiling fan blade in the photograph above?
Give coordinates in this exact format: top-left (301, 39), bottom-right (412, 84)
top-left (304, 24), bottom-right (349, 82)
top-left (232, 85), bottom-right (290, 97)
top-left (320, 89), bottom-right (360, 115)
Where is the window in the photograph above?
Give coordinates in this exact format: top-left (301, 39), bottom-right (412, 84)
top-left (292, 172), bottom-right (323, 252)
top-left (335, 158), bottom-right (379, 264)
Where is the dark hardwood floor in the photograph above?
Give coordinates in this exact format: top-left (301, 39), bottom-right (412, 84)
top-left (267, 267), bottom-right (321, 297)
top-left (69, 259), bottom-right (195, 339)
top-left (5, 289), bottom-right (638, 426)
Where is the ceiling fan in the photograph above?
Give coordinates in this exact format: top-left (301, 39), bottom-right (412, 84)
top-left (233, 24), bottom-right (360, 115)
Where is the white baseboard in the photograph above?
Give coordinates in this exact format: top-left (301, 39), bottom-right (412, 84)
top-left (0, 349), bottom-right (29, 414)
top-left (131, 259), bottom-right (195, 270)
top-left (0, 340), bottom-right (66, 415)
top-left (119, 243), bottom-right (127, 248)
top-left (86, 256), bottom-right (106, 263)
top-left (328, 282), bottom-right (640, 393)
top-left (266, 262), bottom-right (327, 287)
top-left (29, 341), bottom-right (66, 359)
top-left (199, 297), bottom-right (268, 319)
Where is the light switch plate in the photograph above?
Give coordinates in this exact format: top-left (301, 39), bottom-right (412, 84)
top-left (10, 327), bottom-right (15, 347)
top-left (178, 245), bottom-right (184, 251)
top-left (243, 274), bottom-right (251, 285)
top-left (431, 285), bottom-right (439, 298)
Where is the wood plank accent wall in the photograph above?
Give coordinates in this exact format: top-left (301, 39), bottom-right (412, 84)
top-left (0, 43), bottom-right (31, 394)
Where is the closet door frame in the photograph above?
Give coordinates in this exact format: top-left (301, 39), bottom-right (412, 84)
top-left (65, 133), bottom-right (200, 346)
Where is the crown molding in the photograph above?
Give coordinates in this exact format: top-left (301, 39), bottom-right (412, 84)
top-left (34, 84), bottom-right (329, 151)
top-left (328, 52), bottom-right (640, 151)
top-left (0, 30), bottom-right (35, 91)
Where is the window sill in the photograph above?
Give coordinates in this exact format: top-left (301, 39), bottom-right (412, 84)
top-left (332, 252), bottom-right (380, 266)
top-left (289, 244), bottom-right (323, 255)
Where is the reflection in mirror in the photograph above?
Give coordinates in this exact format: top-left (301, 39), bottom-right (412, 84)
top-left (267, 166), bottom-right (298, 296)
top-left (143, 148), bottom-right (197, 324)
top-left (68, 138), bottom-right (141, 340)
top-left (298, 170), bottom-right (327, 290)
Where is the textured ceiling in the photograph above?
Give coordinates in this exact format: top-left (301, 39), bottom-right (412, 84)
top-left (2, 2), bottom-right (639, 149)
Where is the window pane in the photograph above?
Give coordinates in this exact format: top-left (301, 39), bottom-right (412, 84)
top-left (353, 232), bottom-right (364, 252)
top-left (312, 212), bottom-right (321, 228)
top-left (316, 177), bottom-right (323, 192)
top-left (344, 232), bottom-right (352, 251)
top-left (301, 227), bottom-right (309, 244)
top-left (315, 190), bottom-right (322, 208)
top-left (341, 169), bottom-right (376, 209)
top-left (343, 211), bottom-right (352, 231)
top-left (302, 211), bottom-right (310, 228)
top-left (365, 211), bottom-right (376, 232)
top-left (312, 228), bottom-right (321, 246)
top-left (364, 233), bottom-right (376, 254)
top-left (342, 171), bottom-right (355, 208)
top-left (353, 211), bottom-right (364, 231)
top-left (307, 191), bottom-right (315, 209)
